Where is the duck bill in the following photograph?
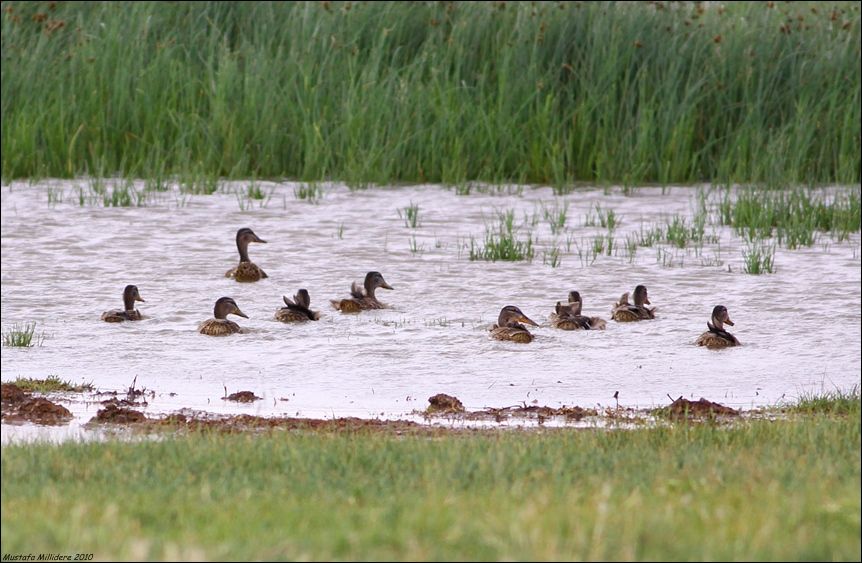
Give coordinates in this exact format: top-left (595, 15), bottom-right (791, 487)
top-left (136, 296), bottom-right (146, 302)
top-left (724, 317), bottom-right (734, 326)
top-left (520, 315), bottom-right (539, 327)
top-left (233, 308), bottom-right (249, 319)
top-left (380, 281), bottom-right (394, 290)
top-left (644, 297), bottom-right (651, 305)
top-left (254, 236), bottom-right (267, 244)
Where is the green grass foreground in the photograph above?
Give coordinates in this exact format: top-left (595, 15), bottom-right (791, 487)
top-left (2, 1), bottom-right (860, 186)
top-left (2, 403), bottom-right (860, 561)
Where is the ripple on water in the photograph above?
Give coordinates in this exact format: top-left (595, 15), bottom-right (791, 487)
top-left (1, 181), bottom-right (860, 442)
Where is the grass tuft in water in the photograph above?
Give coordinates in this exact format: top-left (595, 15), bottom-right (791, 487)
top-left (10, 375), bottom-right (94, 393)
top-left (399, 202), bottom-right (421, 229)
top-left (742, 241), bottom-right (776, 274)
top-left (294, 183), bottom-right (322, 203)
top-left (721, 187), bottom-right (860, 246)
top-left (2, 322), bottom-right (45, 347)
top-left (470, 210), bottom-right (534, 262)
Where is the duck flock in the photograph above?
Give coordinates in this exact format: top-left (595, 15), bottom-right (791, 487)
top-left (101, 227), bottom-right (741, 349)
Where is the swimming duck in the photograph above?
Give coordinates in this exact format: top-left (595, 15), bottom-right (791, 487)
top-left (611, 285), bottom-right (656, 322)
top-left (199, 297), bottom-right (248, 336)
top-left (275, 289), bottom-right (321, 322)
top-left (101, 285), bottom-right (146, 322)
top-left (550, 291), bottom-right (608, 330)
top-left (330, 271), bottom-right (393, 312)
top-left (225, 228), bottom-right (268, 282)
top-left (696, 305), bottom-right (740, 349)
top-left (490, 306), bottom-right (539, 343)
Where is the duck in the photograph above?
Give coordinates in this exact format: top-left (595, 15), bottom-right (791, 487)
top-left (101, 285), bottom-right (146, 322)
top-left (330, 271), bottom-right (393, 312)
top-left (550, 291), bottom-right (608, 330)
top-left (490, 305), bottom-right (539, 343)
top-left (225, 228), bottom-right (268, 282)
top-left (696, 305), bottom-right (740, 349)
top-left (275, 289), bottom-right (321, 322)
top-left (611, 285), bottom-right (656, 322)
top-left (199, 297), bottom-right (248, 336)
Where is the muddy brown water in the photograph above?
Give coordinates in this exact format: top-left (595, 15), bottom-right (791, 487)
top-left (2, 181), bottom-right (860, 442)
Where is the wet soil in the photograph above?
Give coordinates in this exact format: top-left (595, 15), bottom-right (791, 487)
top-left (426, 393), bottom-right (465, 414)
top-left (91, 403), bottom-right (147, 424)
top-left (223, 391), bottom-right (262, 403)
top-left (1, 384), bottom-right (73, 425)
top-left (660, 396), bottom-right (740, 419)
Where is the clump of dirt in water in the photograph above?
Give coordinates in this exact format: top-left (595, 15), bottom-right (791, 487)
top-left (223, 391), bottom-right (261, 403)
top-left (91, 403), bottom-right (146, 423)
top-left (15, 397), bottom-right (73, 424)
top-left (660, 396), bottom-right (739, 419)
top-left (1, 383), bottom-right (27, 405)
top-left (426, 393), bottom-right (465, 413)
top-left (1, 383), bottom-right (73, 425)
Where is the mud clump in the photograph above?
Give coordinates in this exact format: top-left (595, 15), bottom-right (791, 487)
top-left (426, 393), bottom-right (465, 414)
top-left (1, 383), bottom-right (28, 405)
top-left (101, 397), bottom-right (148, 408)
top-left (92, 403), bottom-right (147, 423)
top-left (223, 391), bottom-right (262, 403)
top-left (664, 396), bottom-right (739, 418)
top-left (14, 398), bottom-right (73, 425)
top-left (2, 384), bottom-right (73, 425)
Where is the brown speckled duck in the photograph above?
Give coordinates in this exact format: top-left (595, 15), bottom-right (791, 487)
top-left (101, 285), bottom-right (145, 322)
top-left (330, 271), bottom-right (393, 313)
top-left (490, 306), bottom-right (539, 343)
top-left (611, 285), bottom-right (656, 322)
top-left (225, 228), bottom-right (268, 282)
top-left (696, 305), bottom-right (740, 349)
top-left (275, 289), bottom-right (321, 322)
top-left (550, 291), bottom-right (607, 330)
top-left (199, 297), bottom-right (248, 336)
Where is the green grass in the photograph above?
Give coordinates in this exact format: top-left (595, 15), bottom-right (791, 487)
top-left (2, 2), bottom-right (859, 185)
top-left (743, 241), bottom-right (777, 274)
top-left (8, 375), bottom-right (94, 393)
top-left (2, 322), bottom-right (45, 347)
top-left (780, 386), bottom-right (860, 415)
top-left (294, 182), bottom-right (323, 203)
top-left (1, 399), bottom-right (859, 561)
top-left (664, 214), bottom-right (705, 248)
top-left (720, 187), bottom-right (861, 244)
top-left (541, 201), bottom-right (568, 235)
top-left (469, 209), bottom-right (535, 262)
top-left (398, 202), bottom-right (421, 229)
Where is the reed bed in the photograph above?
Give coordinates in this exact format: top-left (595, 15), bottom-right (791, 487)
top-left (2, 2), bottom-right (859, 186)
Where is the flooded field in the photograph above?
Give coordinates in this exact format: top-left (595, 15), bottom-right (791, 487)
top-left (2, 181), bottom-right (860, 442)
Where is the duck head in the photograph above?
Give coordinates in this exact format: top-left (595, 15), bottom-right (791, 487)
top-left (633, 285), bottom-right (650, 307)
top-left (710, 305), bottom-right (734, 330)
top-left (236, 228), bottom-right (266, 262)
top-left (122, 285), bottom-right (145, 311)
top-left (498, 305), bottom-right (538, 328)
top-left (364, 271), bottom-right (393, 298)
top-left (214, 297), bottom-right (248, 320)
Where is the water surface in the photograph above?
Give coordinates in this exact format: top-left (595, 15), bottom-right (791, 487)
top-left (2, 181), bottom-right (860, 442)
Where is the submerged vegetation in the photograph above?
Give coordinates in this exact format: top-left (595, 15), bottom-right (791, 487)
top-left (1, 2), bottom-right (860, 186)
top-left (1, 392), bottom-right (859, 560)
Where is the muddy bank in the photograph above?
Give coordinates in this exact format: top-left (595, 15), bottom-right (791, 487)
top-left (1, 383), bottom-right (73, 425)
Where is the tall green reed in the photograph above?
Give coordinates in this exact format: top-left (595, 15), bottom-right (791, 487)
top-left (1, 2), bottom-right (858, 185)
